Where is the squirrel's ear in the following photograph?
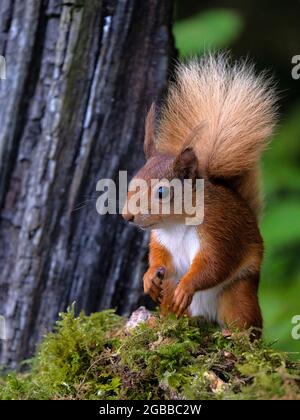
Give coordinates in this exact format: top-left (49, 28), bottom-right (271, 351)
top-left (144, 103), bottom-right (157, 160)
top-left (173, 147), bottom-right (199, 181)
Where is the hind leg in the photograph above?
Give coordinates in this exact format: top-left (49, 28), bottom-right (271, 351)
top-left (217, 272), bottom-right (263, 339)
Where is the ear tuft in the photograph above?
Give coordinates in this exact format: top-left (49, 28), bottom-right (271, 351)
top-left (173, 147), bottom-right (199, 180)
top-left (144, 103), bottom-right (157, 160)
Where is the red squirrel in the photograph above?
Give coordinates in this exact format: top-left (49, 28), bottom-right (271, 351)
top-left (122, 55), bottom-right (277, 336)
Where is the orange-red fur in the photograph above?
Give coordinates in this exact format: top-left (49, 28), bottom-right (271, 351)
top-left (144, 181), bottom-right (264, 333)
top-left (157, 55), bottom-right (277, 218)
top-left (123, 54), bottom-right (277, 336)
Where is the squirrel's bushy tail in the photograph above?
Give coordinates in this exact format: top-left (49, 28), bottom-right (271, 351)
top-left (157, 54), bottom-right (277, 218)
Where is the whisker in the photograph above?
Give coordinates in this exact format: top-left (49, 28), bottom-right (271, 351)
top-left (72, 195), bottom-right (124, 213)
top-left (72, 198), bottom-right (97, 212)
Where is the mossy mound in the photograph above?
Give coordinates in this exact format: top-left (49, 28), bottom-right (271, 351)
top-left (0, 307), bottom-right (299, 400)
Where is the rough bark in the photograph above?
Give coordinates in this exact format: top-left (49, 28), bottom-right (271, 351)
top-left (0, 0), bottom-right (175, 367)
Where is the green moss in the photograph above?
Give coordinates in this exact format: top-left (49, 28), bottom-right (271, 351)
top-left (0, 308), bottom-right (299, 400)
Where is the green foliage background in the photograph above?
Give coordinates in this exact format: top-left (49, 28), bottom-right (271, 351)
top-left (174, 6), bottom-right (300, 355)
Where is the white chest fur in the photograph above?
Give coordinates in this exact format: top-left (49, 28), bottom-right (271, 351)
top-left (155, 224), bottom-right (200, 280)
top-left (154, 224), bottom-right (221, 322)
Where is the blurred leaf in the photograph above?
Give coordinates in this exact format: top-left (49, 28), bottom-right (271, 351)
top-left (266, 102), bottom-right (300, 164)
top-left (261, 200), bottom-right (300, 247)
top-left (174, 9), bottom-right (244, 57)
top-left (260, 274), bottom-right (300, 353)
top-left (260, 101), bottom-right (300, 354)
top-left (263, 102), bottom-right (300, 196)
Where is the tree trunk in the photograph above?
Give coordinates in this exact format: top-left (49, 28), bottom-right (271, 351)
top-left (0, 0), bottom-right (175, 368)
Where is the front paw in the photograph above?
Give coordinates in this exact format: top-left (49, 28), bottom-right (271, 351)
top-left (143, 266), bottom-right (165, 303)
top-left (173, 282), bottom-right (194, 317)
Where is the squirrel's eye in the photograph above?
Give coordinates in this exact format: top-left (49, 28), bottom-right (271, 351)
top-left (157, 186), bottom-right (170, 200)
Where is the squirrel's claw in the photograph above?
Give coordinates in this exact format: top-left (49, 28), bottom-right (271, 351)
top-left (143, 266), bottom-right (165, 303)
top-left (173, 283), bottom-right (193, 317)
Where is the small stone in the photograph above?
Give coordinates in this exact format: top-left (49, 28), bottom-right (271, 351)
top-left (125, 306), bottom-right (153, 331)
top-left (223, 350), bottom-right (236, 359)
top-left (203, 371), bottom-right (229, 394)
top-left (221, 328), bottom-right (232, 338)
